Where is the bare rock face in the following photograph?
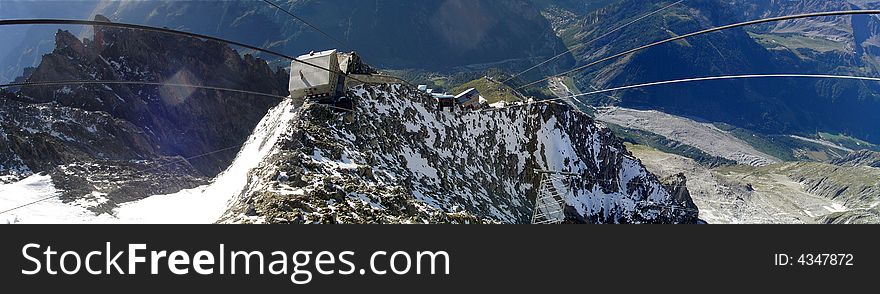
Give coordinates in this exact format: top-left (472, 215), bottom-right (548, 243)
top-left (662, 173), bottom-right (698, 211)
top-left (0, 95), bottom-right (158, 171)
top-left (832, 150), bottom-right (880, 168)
top-left (14, 15), bottom-right (288, 176)
top-left (0, 15), bottom-right (287, 211)
top-left (222, 83), bottom-right (701, 224)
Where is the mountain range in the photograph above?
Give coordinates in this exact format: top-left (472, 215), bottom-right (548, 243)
top-left (0, 0), bottom-right (878, 224)
top-left (4, 0), bottom-right (880, 147)
top-left (1, 13), bottom-right (697, 224)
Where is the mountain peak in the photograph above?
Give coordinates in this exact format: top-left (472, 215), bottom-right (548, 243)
top-left (2, 19), bottom-right (288, 213)
top-left (53, 29), bottom-right (84, 53)
top-left (93, 14), bottom-right (112, 22)
top-left (221, 83), bottom-right (700, 224)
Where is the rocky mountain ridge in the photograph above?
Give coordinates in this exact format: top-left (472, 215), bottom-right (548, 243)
top-left (832, 149), bottom-right (880, 167)
top-left (220, 83), bottom-right (700, 224)
top-left (0, 15), bottom-right (286, 211)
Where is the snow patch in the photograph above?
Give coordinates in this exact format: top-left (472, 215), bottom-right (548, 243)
top-left (112, 99), bottom-right (298, 223)
top-left (401, 146), bottom-right (438, 180)
top-left (823, 203), bottom-right (848, 213)
top-left (0, 174), bottom-right (115, 224)
top-left (2, 99), bottom-right (298, 224)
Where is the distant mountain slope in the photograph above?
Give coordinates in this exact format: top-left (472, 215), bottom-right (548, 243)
top-left (833, 149), bottom-right (880, 167)
top-left (537, 0), bottom-right (880, 144)
top-left (595, 107), bottom-right (781, 166)
top-left (629, 142), bottom-right (880, 224)
top-left (87, 0), bottom-right (573, 70)
top-left (451, 77), bottom-right (523, 103)
top-left (0, 0), bottom-right (101, 83)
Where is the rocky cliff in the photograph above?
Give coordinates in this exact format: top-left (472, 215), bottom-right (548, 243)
top-left (220, 83), bottom-right (700, 224)
top-left (14, 15), bottom-right (288, 175)
top-left (832, 150), bottom-right (880, 167)
top-left (0, 15), bottom-right (287, 211)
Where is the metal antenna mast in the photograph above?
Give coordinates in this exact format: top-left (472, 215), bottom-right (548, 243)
top-left (531, 169), bottom-right (579, 224)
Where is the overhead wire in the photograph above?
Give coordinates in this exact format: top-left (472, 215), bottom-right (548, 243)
top-left (0, 144), bottom-right (244, 216)
top-left (260, 0), bottom-right (350, 49)
top-left (0, 195), bottom-right (58, 216)
top-left (0, 8), bottom-right (381, 217)
top-left (487, 73), bottom-right (880, 111)
top-left (6, 11), bottom-right (873, 220)
top-left (0, 80), bottom-right (289, 99)
top-left (516, 10), bottom-right (880, 90)
top-left (0, 18), bottom-right (367, 84)
top-left (503, 0), bottom-right (685, 84)
top-left (553, 73), bottom-right (880, 103)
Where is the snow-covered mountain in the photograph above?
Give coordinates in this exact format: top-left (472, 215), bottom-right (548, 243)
top-left (0, 11), bottom-right (699, 224)
top-left (217, 83), bottom-right (699, 224)
top-left (0, 97), bottom-right (297, 224)
top-left (1, 80), bottom-right (700, 224)
top-left (0, 15), bottom-right (286, 220)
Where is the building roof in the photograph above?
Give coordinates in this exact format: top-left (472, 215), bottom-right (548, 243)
top-left (454, 88), bottom-right (479, 99)
top-left (296, 49), bottom-right (337, 60)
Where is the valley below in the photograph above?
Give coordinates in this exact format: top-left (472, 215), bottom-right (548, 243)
top-left (590, 104), bottom-right (880, 224)
top-left (628, 143), bottom-right (880, 224)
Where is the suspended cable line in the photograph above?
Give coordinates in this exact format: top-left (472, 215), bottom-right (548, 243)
top-left (0, 18), bottom-right (366, 83)
top-left (516, 10), bottom-right (880, 90)
top-left (0, 12), bottom-right (374, 218)
top-left (0, 79), bottom-right (288, 215)
top-left (0, 19), bottom-right (296, 67)
top-left (121, 144), bottom-right (245, 177)
top-left (0, 80), bottom-right (289, 99)
top-left (0, 195), bottom-right (58, 216)
top-left (260, 0), bottom-right (349, 49)
top-left (503, 0), bottom-right (685, 84)
top-left (547, 73), bottom-right (880, 104)
top-left (0, 144), bottom-right (245, 216)
top-left (487, 73), bottom-right (880, 111)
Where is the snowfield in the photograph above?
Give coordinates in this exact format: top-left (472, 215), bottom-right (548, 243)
top-left (0, 99), bottom-right (296, 224)
top-left (0, 174), bottom-right (114, 224)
